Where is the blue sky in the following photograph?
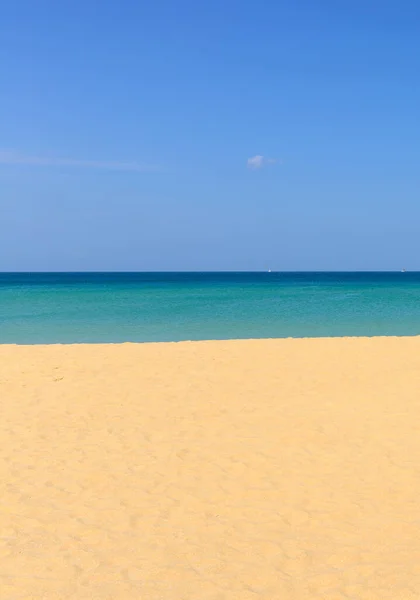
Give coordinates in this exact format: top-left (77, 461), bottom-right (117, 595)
top-left (1, 0), bottom-right (420, 271)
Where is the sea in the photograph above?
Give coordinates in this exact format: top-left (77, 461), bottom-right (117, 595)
top-left (1, 272), bottom-right (420, 344)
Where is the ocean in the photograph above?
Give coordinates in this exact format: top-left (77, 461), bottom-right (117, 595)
top-left (1, 272), bottom-right (420, 344)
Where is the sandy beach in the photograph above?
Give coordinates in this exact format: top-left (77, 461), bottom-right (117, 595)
top-left (1, 337), bottom-right (420, 599)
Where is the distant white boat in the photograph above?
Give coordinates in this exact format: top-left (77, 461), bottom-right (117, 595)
top-left (401, 268), bottom-right (406, 273)
top-left (268, 269), bottom-right (272, 273)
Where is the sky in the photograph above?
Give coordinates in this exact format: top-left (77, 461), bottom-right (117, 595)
top-left (1, 0), bottom-right (420, 271)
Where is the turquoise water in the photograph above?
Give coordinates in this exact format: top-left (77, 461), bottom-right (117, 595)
top-left (1, 272), bottom-right (420, 344)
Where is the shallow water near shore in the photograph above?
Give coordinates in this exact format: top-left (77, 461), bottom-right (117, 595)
top-left (1, 271), bottom-right (420, 343)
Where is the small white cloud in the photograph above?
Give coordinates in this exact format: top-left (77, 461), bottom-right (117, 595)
top-left (247, 155), bottom-right (280, 169)
top-left (247, 155), bottom-right (264, 169)
top-left (0, 150), bottom-right (159, 172)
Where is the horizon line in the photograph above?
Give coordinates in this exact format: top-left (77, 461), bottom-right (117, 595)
top-left (0, 270), bottom-right (416, 274)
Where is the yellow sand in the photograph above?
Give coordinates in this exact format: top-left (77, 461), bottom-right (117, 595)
top-left (1, 338), bottom-right (420, 599)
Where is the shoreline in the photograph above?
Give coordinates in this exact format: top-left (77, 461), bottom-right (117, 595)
top-left (2, 332), bottom-right (420, 347)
